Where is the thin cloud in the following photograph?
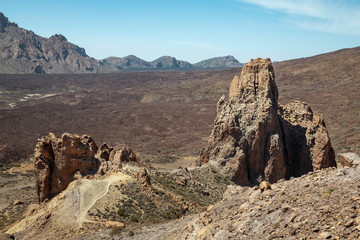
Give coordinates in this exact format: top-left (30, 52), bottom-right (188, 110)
top-left (237, 0), bottom-right (360, 35)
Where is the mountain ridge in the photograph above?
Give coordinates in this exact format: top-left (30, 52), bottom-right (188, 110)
top-left (0, 13), bottom-right (106, 74)
top-left (0, 12), bottom-right (243, 73)
top-left (101, 55), bottom-right (243, 71)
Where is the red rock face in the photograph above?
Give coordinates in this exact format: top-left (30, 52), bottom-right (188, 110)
top-left (34, 133), bottom-right (139, 202)
top-left (34, 133), bottom-right (99, 202)
top-left (198, 58), bottom-right (336, 186)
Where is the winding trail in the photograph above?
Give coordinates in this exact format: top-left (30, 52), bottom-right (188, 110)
top-left (7, 173), bottom-right (131, 234)
top-left (53, 173), bottom-right (131, 226)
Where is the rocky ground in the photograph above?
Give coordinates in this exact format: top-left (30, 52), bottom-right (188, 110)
top-left (0, 159), bottom-right (36, 230)
top-left (1, 163), bottom-right (232, 239)
top-left (4, 156), bottom-right (360, 239)
top-left (111, 164), bottom-right (360, 240)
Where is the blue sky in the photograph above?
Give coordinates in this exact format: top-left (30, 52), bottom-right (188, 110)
top-left (2, 0), bottom-right (360, 63)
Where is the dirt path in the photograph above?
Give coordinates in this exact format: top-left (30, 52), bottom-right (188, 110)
top-left (7, 173), bottom-right (131, 234)
top-left (54, 173), bottom-right (131, 226)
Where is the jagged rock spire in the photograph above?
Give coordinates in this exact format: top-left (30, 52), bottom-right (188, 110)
top-left (197, 58), bottom-right (336, 185)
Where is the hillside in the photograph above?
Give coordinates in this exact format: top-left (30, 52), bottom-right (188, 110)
top-left (0, 47), bottom-right (360, 172)
top-left (0, 13), bottom-right (243, 73)
top-left (193, 55), bottom-right (243, 69)
top-left (102, 55), bottom-right (151, 70)
top-left (102, 55), bottom-right (243, 71)
top-left (0, 13), bottom-right (107, 74)
top-left (113, 165), bottom-right (360, 239)
top-left (0, 68), bottom-right (240, 170)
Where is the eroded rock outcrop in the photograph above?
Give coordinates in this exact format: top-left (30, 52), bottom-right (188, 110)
top-left (34, 133), bottom-right (138, 202)
top-left (279, 101), bottom-right (336, 177)
top-left (137, 167), bottom-right (151, 189)
top-left (198, 58), bottom-right (336, 185)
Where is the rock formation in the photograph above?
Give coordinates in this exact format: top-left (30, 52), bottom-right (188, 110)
top-left (279, 101), bottom-right (335, 177)
top-left (34, 133), bottom-right (138, 202)
top-left (197, 58), bottom-right (336, 185)
top-left (137, 167), bottom-right (151, 189)
top-left (337, 152), bottom-right (360, 167)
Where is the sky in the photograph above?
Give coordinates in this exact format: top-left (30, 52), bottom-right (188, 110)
top-left (2, 0), bottom-right (360, 63)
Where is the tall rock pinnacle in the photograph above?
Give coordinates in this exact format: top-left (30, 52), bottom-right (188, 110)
top-left (197, 58), bottom-right (336, 185)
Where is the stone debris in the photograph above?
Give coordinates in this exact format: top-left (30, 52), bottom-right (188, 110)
top-left (128, 164), bottom-right (360, 239)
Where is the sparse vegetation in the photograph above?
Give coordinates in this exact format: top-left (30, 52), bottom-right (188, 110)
top-left (109, 226), bottom-right (124, 236)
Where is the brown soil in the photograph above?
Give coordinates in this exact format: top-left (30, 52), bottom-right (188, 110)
top-left (0, 69), bottom-right (238, 169)
top-left (1, 48), bottom-right (360, 171)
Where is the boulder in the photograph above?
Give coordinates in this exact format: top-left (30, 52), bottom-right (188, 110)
top-left (105, 221), bottom-right (125, 229)
top-left (259, 181), bottom-right (271, 192)
top-left (337, 152), bottom-right (360, 167)
top-left (198, 58), bottom-right (336, 186)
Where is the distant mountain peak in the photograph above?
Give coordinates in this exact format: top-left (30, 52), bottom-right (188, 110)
top-left (0, 12), bottom-right (243, 73)
top-left (50, 34), bottom-right (68, 42)
top-left (0, 13), bottom-right (100, 73)
top-left (194, 55), bottom-right (243, 69)
top-left (0, 12), bottom-right (17, 32)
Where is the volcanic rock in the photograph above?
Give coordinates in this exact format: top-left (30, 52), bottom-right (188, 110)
top-left (34, 132), bottom-right (138, 202)
top-left (279, 101), bottom-right (336, 176)
top-left (137, 167), bottom-right (151, 188)
top-left (198, 58), bottom-right (287, 185)
top-left (337, 152), bottom-right (360, 167)
top-left (105, 221), bottom-right (125, 229)
top-left (198, 58), bottom-right (336, 185)
top-left (259, 181), bottom-right (271, 192)
top-left (109, 147), bottom-right (138, 169)
top-left (34, 133), bottom-right (99, 202)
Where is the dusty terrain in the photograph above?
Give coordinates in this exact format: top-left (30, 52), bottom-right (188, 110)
top-left (0, 68), bottom-right (239, 170)
top-left (4, 162), bottom-right (232, 239)
top-left (0, 47), bottom-right (359, 238)
top-left (114, 164), bottom-right (360, 240)
top-left (1, 47), bottom-right (359, 173)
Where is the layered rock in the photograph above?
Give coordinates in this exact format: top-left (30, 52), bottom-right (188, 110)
top-left (34, 133), bottom-right (138, 202)
top-left (198, 58), bottom-right (336, 185)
